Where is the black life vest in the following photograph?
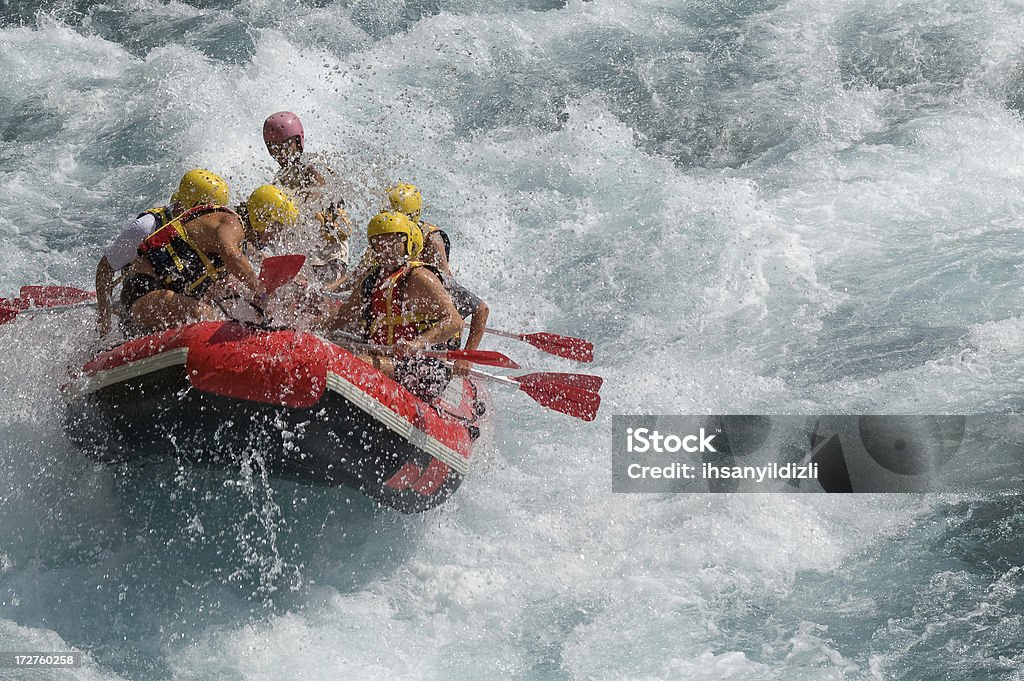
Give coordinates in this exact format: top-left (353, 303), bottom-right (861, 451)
top-left (137, 205), bottom-right (233, 298)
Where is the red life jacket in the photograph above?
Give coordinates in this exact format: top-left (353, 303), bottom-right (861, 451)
top-left (366, 263), bottom-right (450, 346)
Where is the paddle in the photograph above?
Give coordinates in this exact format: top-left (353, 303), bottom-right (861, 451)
top-left (474, 325), bottom-right (594, 363)
top-left (0, 256), bottom-right (303, 327)
top-left (428, 348), bottom-right (519, 368)
top-left (259, 254), bottom-right (306, 295)
top-left (511, 371), bottom-right (603, 392)
top-left (332, 339), bottom-right (520, 369)
top-left (330, 330), bottom-right (520, 369)
top-left (20, 285), bottom-right (96, 307)
top-left (0, 305), bottom-right (17, 325)
top-left (468, 368), bottom-right (600, 421)
top-left (0, 286), bottom-right (97, 325)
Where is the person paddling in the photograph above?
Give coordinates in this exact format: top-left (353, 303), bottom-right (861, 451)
top-left (263, 111), bottom-right (352, 288)
top-left (323, 211), bottom-right (463, 402)
top-left (122, 184), bottom-right (295, 332)
top-left (385, 183), bottom-right (490, 377)
top-left (95, 169), bottom-right (229, 335)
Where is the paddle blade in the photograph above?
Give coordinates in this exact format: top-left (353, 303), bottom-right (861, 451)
top-left (19, 286), bottom-right (95, 307)
top-left (522, 332), bottom-right (594, 363)
top-left (441, 349), bottom-right (520, 369)
top-left (0, 303), bottom-right (18, 325)
top-left (515, 372), bottom-right (603, 392)
top-left (259, 255), bottom-right (306, 295)
top-left (519, 381), bottom-right (600, 421)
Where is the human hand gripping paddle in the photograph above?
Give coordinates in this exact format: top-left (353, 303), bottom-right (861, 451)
top-left (470, 325), bottom-right (594, 363)
top-left (214, 254), bottom-right (307, 327)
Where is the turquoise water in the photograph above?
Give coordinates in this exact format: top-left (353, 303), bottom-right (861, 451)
top-left (1, 0), bottom-right (1023, 678)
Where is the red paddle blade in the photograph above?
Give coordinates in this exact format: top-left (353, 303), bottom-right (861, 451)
top-left (515, 372), bottom-right (603, 392)
top-left (19, 286), bottom-right (95, 307)
top-left (518, 381), bottom-right (600, 421)
top-left (0, 303), bottom-right (18, 325)
top-left (259, 255), bottom-right (306, 295)
top-left (521, 332), bottom-right (594, 363)
top-left (441, 349), bottom-right (520, 369)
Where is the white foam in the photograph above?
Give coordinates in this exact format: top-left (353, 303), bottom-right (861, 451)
top-left (0, 1), bottom-right (1020, 677)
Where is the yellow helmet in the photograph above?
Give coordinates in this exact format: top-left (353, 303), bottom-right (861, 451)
top-left (386, 183), bottom-right (423, 222)
top-left (247, 184), bottom-right (299, 234)
top-left (367, 210), bottom-right (423, 257)
top-left (171, 169), bottom-right (229, 209)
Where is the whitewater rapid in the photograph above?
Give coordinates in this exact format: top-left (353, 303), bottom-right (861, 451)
top-left (1, 0), bottom-right (1023, 679)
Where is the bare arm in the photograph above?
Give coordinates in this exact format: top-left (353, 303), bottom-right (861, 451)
top-left (341, 249), bottom-right (377, 290)
top-left (401, 269), bottom-right (463, 349)
top-left (463, 301), bottom-right (488, 351)
top-left (428, 232), bottom-right (452, 275)
top-left (214, 216), bottom-right (263, 295)
top-left (95, 256), bottom-right (116, 335)
top-left (316, 265), bottom-right (379, 336)
top-left (317, 284), bottom-right (366, 336)
top-left (453, 300), bottom-right (488, 376)
top-left (324, 273), bottom-right (349, 293)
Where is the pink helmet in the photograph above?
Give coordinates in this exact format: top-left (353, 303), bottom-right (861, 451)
top-left (263, 111), bottom-right (305, 150)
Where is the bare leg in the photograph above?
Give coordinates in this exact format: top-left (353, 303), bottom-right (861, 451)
top-left (131, 290), bottom-right (216, 331)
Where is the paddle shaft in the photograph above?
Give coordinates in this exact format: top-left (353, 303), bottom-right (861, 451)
top-left (331, 333), bottom-right (518, 368)
top-left (8, 301), bottom-right (96, 314)
top-left (477, 326), bottom-right (519, 341)
top-left (466, 368), bottom-right (520, 388)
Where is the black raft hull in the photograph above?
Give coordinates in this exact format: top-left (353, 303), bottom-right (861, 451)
top-left (62, 322), bottom-right (486, 514)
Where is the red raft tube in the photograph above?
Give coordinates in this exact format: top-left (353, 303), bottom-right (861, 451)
top-left (62, 322), bottom-right (488, 513)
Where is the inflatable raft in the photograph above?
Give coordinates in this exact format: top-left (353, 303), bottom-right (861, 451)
top-left (62, 321), bottom-right (487, 513)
